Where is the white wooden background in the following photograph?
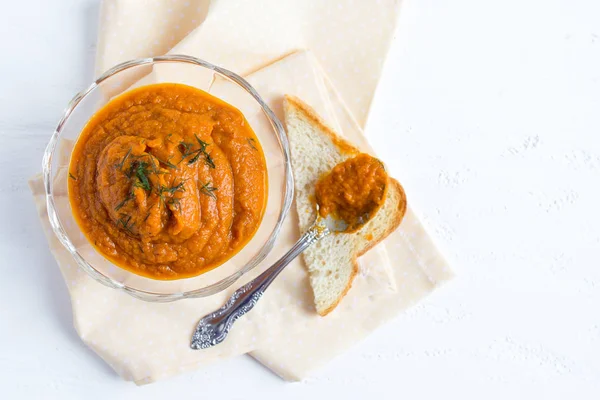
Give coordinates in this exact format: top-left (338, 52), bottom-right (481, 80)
top-left (1, 0), bottom-right (599, 398)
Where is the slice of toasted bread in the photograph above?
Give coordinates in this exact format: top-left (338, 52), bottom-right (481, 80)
top-left (283, 95), bottom-right (407, 316)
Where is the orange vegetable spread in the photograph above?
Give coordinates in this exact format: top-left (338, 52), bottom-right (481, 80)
top-left (68, 83), bottom-right (267, 280)
top-left (315, 154), bottom-right (388, 233)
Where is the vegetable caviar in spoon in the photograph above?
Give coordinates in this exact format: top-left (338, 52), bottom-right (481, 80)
top-left (315, 153), bottom-right (388, 233)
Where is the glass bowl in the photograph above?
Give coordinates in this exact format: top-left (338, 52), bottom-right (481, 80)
top-left (43, 55), bottom-right (293, 301)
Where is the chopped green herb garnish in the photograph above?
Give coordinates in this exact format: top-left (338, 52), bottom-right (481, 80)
top-left (114, 193), bottom-right (134, 211)
top-left (68, 173), bottom-right (77, 180)
top-left (155, 156), bottom-right (177, 170)
top-left (195, 134), bottom-right (209, 149)
top-left (203, 152), bottom-right (215, 169)
top-left (187, 150), bottom-right (203, 165)
top-left (116, 147), bottom-right (132, 170)
top-left (158, 181), bottom-right (186, 196)
top-left (143, 155), bottom-right (167, 175)
top-left (179, 141), bottom-right (194, 156)
top-left (167, 197), bottom-right (181, 210)
top-left (147, 155), bottom-right (158, 170)
top-left (172, 181), bottom-right (186, 193)
top-left (157, 181), bottom-right (186, 206)
top-left (134, 162), bottom-right (151, 191)
top-left (184, 135), bottom-right (216, 168)
top-left (132, 180), bottom-right (145, 190)
top-left (116, 214), bottom-right (134, 233)
top-left (200, 181), bottom-right (218, 199)
top-left (247, 137), bottom-right (258, 151)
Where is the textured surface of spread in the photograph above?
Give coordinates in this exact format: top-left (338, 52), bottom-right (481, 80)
top-left (69, 83), bottom-right (267, 279)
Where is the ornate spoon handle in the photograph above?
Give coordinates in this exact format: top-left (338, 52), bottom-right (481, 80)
top-left (191, 224), bottom-right (330, 349)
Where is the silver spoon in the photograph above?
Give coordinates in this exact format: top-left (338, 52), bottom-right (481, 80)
top-left (190, 212), bottom-right (350, 349)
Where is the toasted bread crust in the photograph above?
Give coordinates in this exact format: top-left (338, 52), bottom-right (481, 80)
top-left (284, 95), bottom-right (359, 156)
top-left (356, 179), bottom-right (407, 257)
top-left (284, 95), bottom-right (408, 316)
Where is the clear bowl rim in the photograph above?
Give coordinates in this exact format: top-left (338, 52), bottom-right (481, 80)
top-left (43, 54), bottom-right (294, 302)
